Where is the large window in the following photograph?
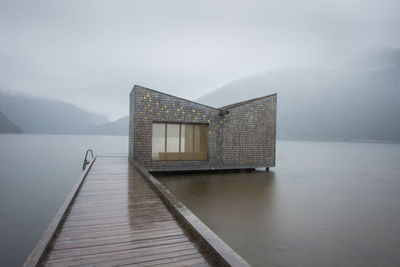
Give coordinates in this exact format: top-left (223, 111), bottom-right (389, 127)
top-left (152, 123), bottom-right (208, 160)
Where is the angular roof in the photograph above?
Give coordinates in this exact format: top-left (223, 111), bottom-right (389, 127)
top-left (133, 84), bottom-right (276, 112)
top-left (133, 85), bottom-right (220, 111)
top-left (219, 93), bottom-right (277, 110)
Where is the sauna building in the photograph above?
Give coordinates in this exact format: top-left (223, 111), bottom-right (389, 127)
top-left (129, 85), bottom-right (277, 171)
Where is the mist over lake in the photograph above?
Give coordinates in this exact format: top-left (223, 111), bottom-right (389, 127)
top-left (1, 0), bottom-right (400, 265)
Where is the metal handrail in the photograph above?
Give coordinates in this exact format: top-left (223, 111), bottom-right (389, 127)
top-left (82, 149), bottom-right (94, 170)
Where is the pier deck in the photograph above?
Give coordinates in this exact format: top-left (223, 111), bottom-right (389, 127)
top-left (36, 156), bottom-right (220, 266)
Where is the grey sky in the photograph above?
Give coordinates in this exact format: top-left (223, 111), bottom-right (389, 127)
top-left (1, 0), bottom-right (399, 120)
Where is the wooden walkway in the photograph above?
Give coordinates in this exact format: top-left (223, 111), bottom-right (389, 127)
top-left (39, 156), bottom-right (219, 266)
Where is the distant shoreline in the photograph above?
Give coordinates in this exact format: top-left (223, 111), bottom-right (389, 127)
top-left (1, 133), bottom-right (399, 144)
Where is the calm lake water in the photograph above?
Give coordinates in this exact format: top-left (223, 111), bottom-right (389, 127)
top-left (0, 134), bottom-right (128, 267)
top-left (1, 135), bottom-right (399, 266)
top-left (156, 141), bottom-right (400, 267)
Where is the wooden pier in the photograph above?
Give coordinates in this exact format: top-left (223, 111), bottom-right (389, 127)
top-left (24, 156), bottom-right (249, 267)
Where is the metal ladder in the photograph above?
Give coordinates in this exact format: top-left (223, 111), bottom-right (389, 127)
top-left (82, 149), bottom-right (94, 170)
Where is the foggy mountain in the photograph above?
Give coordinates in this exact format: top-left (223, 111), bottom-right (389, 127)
top-left (1, 47), bottom-right (399, 142)
top-left (197, 47), bottom-right (400, 142)
top-left (0, 92), bottom-right (108, 134)
top-left (0, 110), bottom-right (21, 133)
top-left (82, 116), bottom-right (128, 136)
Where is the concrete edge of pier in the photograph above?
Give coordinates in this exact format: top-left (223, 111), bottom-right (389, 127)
top-left (23, 156), bottom-right (97, 267)
top-left (134, 161), bottom-right (251, 267)
top-left (23, 156), bottom-right (250, 267)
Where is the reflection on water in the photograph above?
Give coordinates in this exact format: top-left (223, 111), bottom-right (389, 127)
top-left (156, 141), bottom-right (400, 267)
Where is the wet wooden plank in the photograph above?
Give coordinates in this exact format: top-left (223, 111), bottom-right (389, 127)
top-left (135, 162), bottom-right (251, 267)
top-left (34, 156), bottom-right (220, 266)
top-left (23, 157), bottom-right (97, 267)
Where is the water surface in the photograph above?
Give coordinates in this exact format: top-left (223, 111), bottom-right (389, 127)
top-left (0, 134), bottom-right (127, 267)
top-left (156, 141), bottom-right (400, 267)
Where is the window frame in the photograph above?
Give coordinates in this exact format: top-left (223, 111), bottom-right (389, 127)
top-left (151, 122), bottom-right (208, 161)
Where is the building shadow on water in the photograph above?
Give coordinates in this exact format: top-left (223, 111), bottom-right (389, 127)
top-left (154, 170), bottom-right (277, 250)
top-left (154, 170), bottom-right (277, 266)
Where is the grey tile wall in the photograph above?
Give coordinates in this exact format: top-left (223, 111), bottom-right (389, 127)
top-left (129, 85), bottom-right (276, 171)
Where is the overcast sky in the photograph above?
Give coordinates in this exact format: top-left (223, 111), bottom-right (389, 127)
top-left (1, 0), bottom-right (399, 120)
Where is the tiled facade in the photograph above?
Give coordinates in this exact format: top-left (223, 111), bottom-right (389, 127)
top-left (129, 85), bottom-right (276, 171)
